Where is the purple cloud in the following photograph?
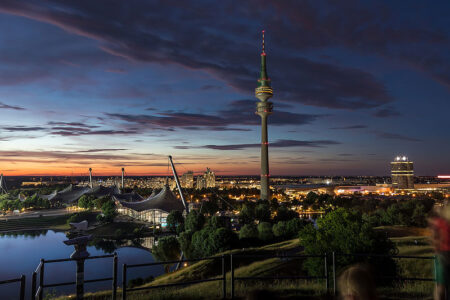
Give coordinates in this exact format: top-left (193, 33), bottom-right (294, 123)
top-left (0, 102), bottom-right (26, 110)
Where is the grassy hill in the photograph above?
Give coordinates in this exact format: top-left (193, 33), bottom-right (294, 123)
top-left (56, 233), bottom-right (436, 300)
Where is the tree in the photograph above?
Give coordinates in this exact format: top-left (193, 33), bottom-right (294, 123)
top-left (78, 195), bottom-right (95, 209)
top-left (208, 216), bottom-right (228, 229)
top-left (185, 210), bottom-right (205, 232)
top-left (189, 226), bottom-right (236, 258)
top-left (298, 208), bottom-right (397, 280)
top-left (274, 206), bottom-right (298, 222)
top-left (255, 204), bottom-right (271, 222)
top-left (200, 200), bottom-right (219, 216)
top-left (167, 210), bottom-right (184, 232)
top-left (152, 236), bottom-right (180, 272)
top-left (239, 204), bottom-right (255, 224)
top-left (101, 201), bottom-right (117, 223)
top-left (178, 231), bottom-right (193, 258)
top-left (239, 224), bottom-right (258, 240)
top-left (411, 204), bottom-right (427, 227)
top-left (272, 221), bottom-right (288, 239)
top-left (95, 196), bottom-right (110, 209)
top-left (257, 222), bottom-right (274, 242)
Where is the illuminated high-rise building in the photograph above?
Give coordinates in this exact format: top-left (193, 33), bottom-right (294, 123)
top-left (196, 176), bottom-right (206, 190)
top-left (181, 171), bottom-right (194, 188)
top-left (204, 168), bottom-right (216, 188)
top-left (255, 30), bottom-right (273, 201)
top-left (391, 156), bottom-right (414, 189)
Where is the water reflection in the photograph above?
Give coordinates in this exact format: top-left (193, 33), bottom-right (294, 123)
top-left (0, 230), bottom-right (162, 299)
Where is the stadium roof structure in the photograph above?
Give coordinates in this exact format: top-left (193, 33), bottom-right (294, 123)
top-left (112, 191), bottom-right (144, 202)
top-left (40, 184), bottom-right (120, 204)
top-left (118, 184), bottom-right (184, 213)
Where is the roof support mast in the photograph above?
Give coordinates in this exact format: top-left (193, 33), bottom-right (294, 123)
top-left (168, 155), bottom-right (189, 214)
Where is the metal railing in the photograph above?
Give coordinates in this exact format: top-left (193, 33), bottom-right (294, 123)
top-left (0, 275), bottom-right (26, 300)
top-left (331, 252), bottom-right (436, 295)
top-left (31, 253), bottom-right (118, 300)
top-left (230, 253), bottom-right (328, 298)
top-left (122, 255), bottom-right (227, 300)
top-left (2, 251), bottom-right (437, 299)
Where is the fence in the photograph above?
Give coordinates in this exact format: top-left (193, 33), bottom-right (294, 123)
top-left (230, 253), bottom-right (328, 298)
top-left (0, 275), bottom-right (25, 300)
top-left (331, 253), bottom-right (437, 295)
top-left (122, 255), bottom-right (227, 300)
top-left (31, 253), bottom-right (117, 300)
top-left (2, 252), bottom-right (437, 299)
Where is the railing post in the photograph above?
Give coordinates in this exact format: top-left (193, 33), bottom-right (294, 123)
top-left (122, 264), bottom-right (127, 300)
top-left (39, 259), bottom-right (44, 300)
top-left (19, 275), bottom-right (25, 300)
top-left (230, 254), bottom-right (234, 299)
top-left (31, 271), bottom-right (37, 300)
top-left (324, 253), bottom-right (328, 291)
top-left (332, 252), bottom-right (336, 296)
top-left (222, 255), bottom-right (226, 299)
top-left (112, 253), bottom-right (118, 300)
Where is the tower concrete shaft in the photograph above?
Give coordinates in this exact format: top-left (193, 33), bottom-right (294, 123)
top-left (89, 168), bottom-right (92, 189)
top-left (255, 30), bottom-right (273, 201)
top-left (121, 168), bottom-right (125, 190)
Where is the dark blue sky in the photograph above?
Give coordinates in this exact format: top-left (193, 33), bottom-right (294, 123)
top-left (0, 0), bottom-right (449, 176)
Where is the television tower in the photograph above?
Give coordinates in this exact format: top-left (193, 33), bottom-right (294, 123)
top-left (255, 30), bottom-right (273, 201)
top-left (89, 168), bottom-right (93, 188)
top-left (121, 167), bottom-right (125, 190)
top-left (0, 173), bottom-right (7, 194)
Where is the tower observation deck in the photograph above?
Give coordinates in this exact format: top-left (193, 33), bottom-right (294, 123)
top-left (255, 30), bottom-right (273, 201)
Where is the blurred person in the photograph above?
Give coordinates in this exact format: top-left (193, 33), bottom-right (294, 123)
top-left (338, 264), bottom-right (377, 300)
top-left (429, 202), bottom-right (450, 300)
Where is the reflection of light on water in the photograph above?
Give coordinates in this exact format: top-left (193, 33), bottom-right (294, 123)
top-left (140, 236), bottom-right (155, 250)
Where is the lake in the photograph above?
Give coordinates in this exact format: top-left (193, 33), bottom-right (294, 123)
top-left (0, 230), bottom-right (164, 299)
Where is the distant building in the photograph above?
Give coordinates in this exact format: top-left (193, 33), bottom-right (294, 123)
top-left (195, 168), bottom-right (215, 189)
top-left (196, 176), bottom-right (207, 190)
top-left (181, 171), bottom-right (194, 188)
top-left (204, 168), bottom-right (216, 188)
top-left (391, 156), bottom-right (414, 189)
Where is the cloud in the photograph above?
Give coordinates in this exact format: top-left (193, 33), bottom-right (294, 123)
top-left (106, 99), bottom-right (322, 131)
top-left (179, 139), bottom-right (340, 150)
top-left (0, 0), bottom-right (402, 110)
top-left (374, 131), bottom-right (421, 142)
top-left (0, 102), bottom-right (26, 110)
top-left (372, 107), bottom-right (401, 118)
top-left (330, 125), bottom-right (367, 130)
top-left (78, 148), bottom-right (128, 153)
top-left (2, 126), bottom-right (46, 132)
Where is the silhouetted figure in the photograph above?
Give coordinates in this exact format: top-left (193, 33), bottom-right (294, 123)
top-left (429, 202), bottom-right (450, 300)
top-left (338, 264), bottom-right (377, 300)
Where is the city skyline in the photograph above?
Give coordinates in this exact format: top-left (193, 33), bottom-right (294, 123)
top-left (0, 1), bottom-right (449, 176)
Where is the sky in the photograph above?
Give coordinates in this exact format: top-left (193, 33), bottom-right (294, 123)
top-left (0, 0), bottom-right (449, 177)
